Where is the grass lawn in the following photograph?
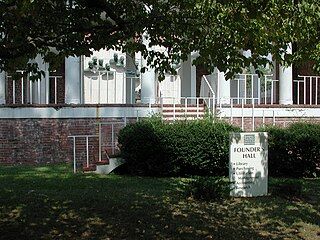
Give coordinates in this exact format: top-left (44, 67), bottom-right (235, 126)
top-left (0, 164), bottom-right (319, 240)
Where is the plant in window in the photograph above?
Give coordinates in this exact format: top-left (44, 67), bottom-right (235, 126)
top-left (98, 59), bottom-right (104, 67)
top-left (105, 63), bottom-right (110, 71)
top-left (113, 53), bottom-right (118, 63)
top-left (92, 57), bottom-right (98, 66)
top-left (88, 61), bottom-right (94, 69)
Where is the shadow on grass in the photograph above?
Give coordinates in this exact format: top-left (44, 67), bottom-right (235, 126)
top-left (0, 164), bottom-right (319, 240)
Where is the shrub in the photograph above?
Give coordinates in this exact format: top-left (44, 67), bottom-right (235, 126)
top-left (261, 122), bottom-right (320, 178)
top-left (117, 118), bottom-right (171, 176)
top-left (186, 176), bottom-right (231, 201)
top-left (270, 179), bottom-right (303, 199)
top-left (118, 117), bottom-right (240, 177)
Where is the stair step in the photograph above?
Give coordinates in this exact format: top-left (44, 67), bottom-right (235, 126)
top-left (162, 110), bottom-right (205, 114)
top-left (96, 160), bottom-right (109, 165)
top-left (83, 164), bottom-right (97, 172)
top-left (164, 116), bottom-right (204, 121)
top-left (162, 108), bottom-right (205, 112)
top-left (161, 104), bottom-right (205, 107)
top-left (162, 112), bottom-right (205, 117)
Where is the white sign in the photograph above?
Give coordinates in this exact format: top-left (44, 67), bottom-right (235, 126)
top-left (229, 132), bottom-right (268, 197)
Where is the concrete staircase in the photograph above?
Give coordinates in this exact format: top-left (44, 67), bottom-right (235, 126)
top-left (161, 103), bottom-right (206, 121)
top-left (83, 158), bottom-right (125, 174)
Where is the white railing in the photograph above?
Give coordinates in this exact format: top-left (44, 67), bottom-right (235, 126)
top-left (7, 71), bottom-right (28, 104)
top-left (147, 96), bottom-right (214, 121)
top-left (49, 76), bottom-right (63, 104)
top-left (69, 121), bottom-right (127, 173)
top-left (294, 75), bottom-right (320, 105)
top-left (86, 70), bottom-right (118, 104)
top-left (230, 74), bottom-right (279, 105)
top-left (85, 71), bottom-right (140, 104)
top-left (200, 75), bottom-right (216, 115)
top-left (97, 121), bottom-right (127, 161)
top-left (8, 74), bottom-right (41, 105)
top-left (68, 135), bottom-right (99, 173)
top-left (216, 97), bottom-right (258, 131)
top-left (7, 73), bottom-right (60, 105)
top-left (126, 76), bottom-right (140, 104)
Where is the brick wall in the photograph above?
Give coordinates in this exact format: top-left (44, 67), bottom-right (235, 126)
top-left (0, 118), bottom-right (133, 165)
top-left (2, 115), bottom-right (320, 165)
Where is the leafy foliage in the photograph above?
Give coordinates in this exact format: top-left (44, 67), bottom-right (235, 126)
top-left (261, 123), bottom-right (320, 178)
top-left (2, 1), bottom-right (320, 79)
top-left (270, 179), bottom-right (303, 200)
top-left (118, 117), bottom-right (240, 177)
top-left (185, 176), bottom-right (232, 201)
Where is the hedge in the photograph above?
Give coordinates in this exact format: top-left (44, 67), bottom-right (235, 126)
top-left (118, 118), bottom-right (240, 177)
top-left (118, 119), bottom-right (320, 178)
top-left (261, 123), bottom-right (320, 178)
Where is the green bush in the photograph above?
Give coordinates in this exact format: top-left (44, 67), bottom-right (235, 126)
top-left (270, 179), bottom-right (303, 199)
top-left (261, 122), bottom-right (320, 178)
top-left (118, 117), bottom-right (240, 177)
top-left (117, 118), bottom-right (170, 176)
top-left (186, 176), bottom-right (231, 201)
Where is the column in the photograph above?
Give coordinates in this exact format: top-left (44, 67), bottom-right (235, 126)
top-left (140, 61), bottom-right (156, 104)
top-left (37, 55), bottom-right (49, 104)
top-left (181, 55), bottom-right (196, 99)
top-left (125, 53), bottom-right (136, 104)
top-left (279, 44), bottom-right (293, 105)
top-left (218, 70), bottom-right (230, 104)
top-left (65, 56), bottom-right (82, 104)
top-left (140, 35), bottom-right (156, 104)
top-left (30, 55), bottom-right (50, 104)
top-left (0, 71), bottom-right (6, 104)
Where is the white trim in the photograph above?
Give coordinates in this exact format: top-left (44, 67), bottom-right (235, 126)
top-left (220, 107), bottom-right (320, 118)
top-left (0, 106), bottom-right (160, 119)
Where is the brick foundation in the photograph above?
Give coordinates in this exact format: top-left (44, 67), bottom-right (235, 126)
top-left (2, 113), bottom-right (320, 165)
top-left (0, 118), bottom-right (135, 165)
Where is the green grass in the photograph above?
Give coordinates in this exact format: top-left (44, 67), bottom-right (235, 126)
top-left (0, 164), bottom-right (319, 240)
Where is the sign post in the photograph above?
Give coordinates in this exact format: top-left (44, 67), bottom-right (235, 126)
top-left (229, 132), bottom-right (268, 197)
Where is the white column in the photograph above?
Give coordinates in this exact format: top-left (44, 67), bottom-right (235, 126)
top-left (125, 53), bottom-right (136, 104)
top-left (140, 62), bottom-right (156, 104)
top-left (218, 70), bottom-right (230, 104)
top-left (279, 44), bottom-right (293, 105)
top-left (31, 79), bottom-right (38, 104)
top-left (36, 55), bottom-right (49, 104)
top-left (181, 54), bottom-right (196, 100)
top-left (0, 71), bottom-right (6, 104)
top-left (65, 56), bottom-right (82, 104)
top-left (190, 56), bottom-right (197, 98)
top-left (140, 35), bottom-right (156, 104)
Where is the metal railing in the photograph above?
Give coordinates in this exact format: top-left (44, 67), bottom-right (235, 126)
top-left (49, 76), bottom-right (63, 104)
top-left (294, 75), bottom-right (320, 105)
top-left (126, 76), bottom-right (140, 104)
top-left (68, 135), bottom-right (99, 173)
top-left (200, 75), bottom-right (216, 115)
top-left (216, 97), bottom-right (258, 131)
top-left (7, 73), bottom-right (58, 105)
top-left (230, 74), bottom-right (279, 105)
top-left (146, 96), bottom-right (214, 121)
top-left (85, 71), bottom-right (140, 104)
top-left (97, 121), bottom-right (127, 162)
top-left (8, 74), bottom-right (42, 105)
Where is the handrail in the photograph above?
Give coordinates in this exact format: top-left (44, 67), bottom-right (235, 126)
top-left (201, 75), bottom-right (215, 97)
top-left (68, 135), bottom-right (99, 173)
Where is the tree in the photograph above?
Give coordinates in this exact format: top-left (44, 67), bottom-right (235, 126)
top-left (1, 0), bottom-right (320, 79)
